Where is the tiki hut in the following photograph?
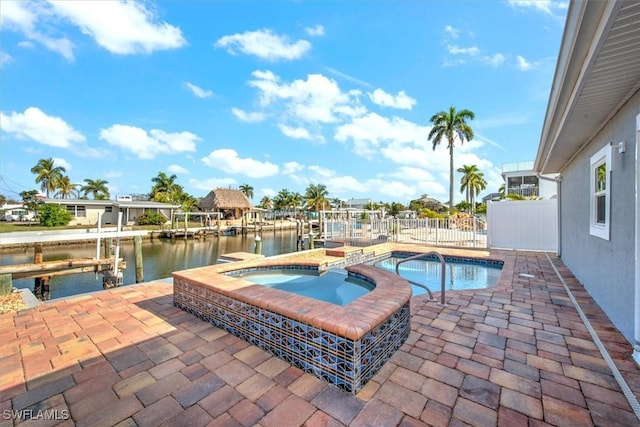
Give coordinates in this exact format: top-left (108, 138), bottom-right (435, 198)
top-left (198, 188), bottom-right (252, 220)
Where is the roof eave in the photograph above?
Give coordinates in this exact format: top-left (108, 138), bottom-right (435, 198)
top-left (535, 0), bottom-right (620, 174)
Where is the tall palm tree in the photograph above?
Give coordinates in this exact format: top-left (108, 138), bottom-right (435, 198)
top-left (81, 178), bottom-right (110, 200)
top-left (30, 158), bottom-right (66, 197)
top-left (239, 183), bottom-right (254, 200)
top-left (55, 176), bottom-right (78, 199)
top-left (428, 106), bottom-right (475, 211)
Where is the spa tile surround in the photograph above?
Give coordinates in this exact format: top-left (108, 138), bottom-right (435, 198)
top-left (173, 258), bottom-right (411, 393)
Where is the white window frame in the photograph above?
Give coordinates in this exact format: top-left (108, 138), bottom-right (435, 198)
top-left (589, 144), bottom-right (611, 240)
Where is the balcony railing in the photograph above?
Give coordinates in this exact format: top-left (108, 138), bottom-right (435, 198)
top-left (502, 161), bottom-right (534, 173)
top-left (506, 186), bottom-right (539, 197)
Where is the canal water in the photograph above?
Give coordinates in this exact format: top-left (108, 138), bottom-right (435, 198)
top-left (1, 230), bottom-right (300, 300)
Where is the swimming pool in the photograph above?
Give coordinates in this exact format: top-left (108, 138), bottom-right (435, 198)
top-left (372, 253), bottom-right (503, 295)
top-left (238, 269), bottom-right (374, 306)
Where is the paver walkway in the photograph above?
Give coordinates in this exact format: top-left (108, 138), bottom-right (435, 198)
top-left (2, 250), bottom-right (640, 426)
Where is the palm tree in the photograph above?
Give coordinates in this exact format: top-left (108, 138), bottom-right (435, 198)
top-left (259, 196), bottom-right (272, 210)
top-left (150, 172), bottom-right (178, 201)
top-left (239, 183), bottom-right (254, 200)
top-left (457, 165), bottom-right (477, 207)
top-left (55, 176), bottom-right (78, 199)
top-left (273, 189), bottom-right (292, 219)
top-left (30, 158), bottom-right (66, 197)
top-left (468, 171), bottom-right (487, 212)
top-left (330, 198), bottom-right (344, 209)
top-left (458, 165), bottom-right (487, 213)
top-left (305, 184), bottom-right (329, 231)
top-left (428, 106), bottom-right (475, 211)
top-left (305, 184), bottom-right (329, 212)
top-left (81, 179), bottom-right (110, 200)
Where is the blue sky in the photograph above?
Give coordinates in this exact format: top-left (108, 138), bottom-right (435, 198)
top-left (0, 0), bottom-right (568, 205)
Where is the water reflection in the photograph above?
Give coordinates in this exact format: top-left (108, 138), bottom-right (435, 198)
top-left (1, 231), bottom-right (299, 300)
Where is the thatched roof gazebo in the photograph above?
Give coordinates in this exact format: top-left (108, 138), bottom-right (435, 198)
top-left (198, 188), bottom-right (252, 220)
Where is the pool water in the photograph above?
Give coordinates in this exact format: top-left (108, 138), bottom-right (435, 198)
top-left (373, 256), bottom-right (502, 295)
top-left (240, 269), bottom-right (374, 306)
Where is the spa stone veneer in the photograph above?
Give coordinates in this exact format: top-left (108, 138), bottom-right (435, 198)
top-left (173, 261), bottom-right (411, 393)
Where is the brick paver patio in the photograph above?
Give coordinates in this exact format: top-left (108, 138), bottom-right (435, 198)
top-left (2, 250), bottom-right (640, 426)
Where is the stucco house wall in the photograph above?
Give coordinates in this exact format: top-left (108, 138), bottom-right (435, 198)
top-left (559, 91), bottom-right (639, 341)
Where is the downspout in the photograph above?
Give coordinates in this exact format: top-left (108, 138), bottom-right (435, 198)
top-left (536, 172), bottom-right (562, 257)
top-left (633, 113), bottom-right (640, 364)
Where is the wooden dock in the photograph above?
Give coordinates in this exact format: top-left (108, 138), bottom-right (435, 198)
top-left (0, 258), bottom-right (125, 280)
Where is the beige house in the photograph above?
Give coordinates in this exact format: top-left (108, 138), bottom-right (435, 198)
top-left (197, 188), bottom-right (252, 220)
top-left (43, 198), bottom-right (180, 226)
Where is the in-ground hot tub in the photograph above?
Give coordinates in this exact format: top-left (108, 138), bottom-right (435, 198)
top-left (173, 261), bottom-right (411, 393)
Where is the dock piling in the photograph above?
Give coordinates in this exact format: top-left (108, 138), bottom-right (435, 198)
top-left (134, 235), bottom-right (144, 283)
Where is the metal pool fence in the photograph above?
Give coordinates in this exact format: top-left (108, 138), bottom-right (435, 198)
top-left (321, 218), bottom-right (487, 248)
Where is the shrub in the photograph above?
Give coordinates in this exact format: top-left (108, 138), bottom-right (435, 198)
top-left (419, 208), bottom-right (445, 219)
top-left (39, 204), bottom-right (72, 227)
top-left (137, 211), bottom-right (166, 226)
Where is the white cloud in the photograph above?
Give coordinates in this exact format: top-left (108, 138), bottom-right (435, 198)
top-left (201, 149), bottom-right (279, 178)
top-left (323, 66), bottom-right (373, 89)
top-left (248, 70), bottom-right (361, 124)
top-left (484, 53), bottom-right (505, 68)
top-left (444, 25), bottom-right (459, 39)
top-left (334, 112), bottom-right (426, 159)
top-left (0, 1), bottom-right (74, 60)
top-left (516, 55), bottom-right (536, 71)
top-left (184, 82), bottom-right (213, 98)
top-left (100, 125), bottom-right (199, 159)
top-left (0, 51), bottom-right (13, 66)
top-left (49, 1), bottom-right (186, 55)
top-left (281, 162), bottom-right (304, 175)
top-left (0, 1), bottom-right (185, 59)
top-left (446, 44), bottom-right (506, 68)
top-left (368, 89), bottom-right (416, 110)
top-left (447, 45), bottom-right (480, 56)
top-left (508, 0), bottom-right (568, 15)
top-left (278, 124), bottom-right (312, 140)
top-left (260, 188), bottom-right (277, 198)
top-left (305, 24), bottom-right (325, 37)
top-left (168, 164), bottom-right (189, 174)
top-left (231, 107), bottom-right (265, 123)
top-left (52, 157), bottom-right (71, 171)
top-left (0, 107), bottom-right (85, 148)
top-left (215, 29), bottom-right (310, 61)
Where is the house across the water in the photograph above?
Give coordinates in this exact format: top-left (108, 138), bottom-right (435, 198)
top-left (42, 196), bottom-right (180, 226)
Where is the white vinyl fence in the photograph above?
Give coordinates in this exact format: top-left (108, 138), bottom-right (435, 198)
top-left (486, 199), bottom-right (558, 252)
top-left (322, 217), bottom-right (487, 248)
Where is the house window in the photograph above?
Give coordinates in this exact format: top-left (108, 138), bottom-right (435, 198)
top-left (65, 205), bottom-right (87, 218)
top-left (589, 145), bottom-right (611, 240)
top-left (105, 206), bottom-right (112, 213)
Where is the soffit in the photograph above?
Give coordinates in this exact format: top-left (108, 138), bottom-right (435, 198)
top-left (538, 1), bottom-right (640, 173)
